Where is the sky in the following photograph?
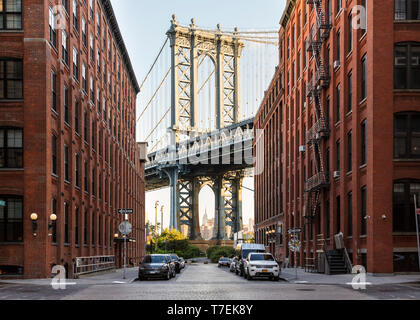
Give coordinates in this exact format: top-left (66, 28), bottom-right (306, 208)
top-left (110, 0), bottom-right (285, 229)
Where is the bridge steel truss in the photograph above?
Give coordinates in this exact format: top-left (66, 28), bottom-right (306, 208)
top-left (147, 17), bottom-right (249, 240)
top-left (304, 1), bottom-right (331, 241)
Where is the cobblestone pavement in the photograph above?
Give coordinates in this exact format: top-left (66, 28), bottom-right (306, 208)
top-left (0, 263), bottom-right (419, 300)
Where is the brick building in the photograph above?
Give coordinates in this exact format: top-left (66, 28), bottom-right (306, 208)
top-left (0, 0), bottom-right (146, 279)
top-left (255, 0), bottom-right (420, 274)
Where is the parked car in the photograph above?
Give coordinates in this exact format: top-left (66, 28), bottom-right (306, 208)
top-left (179, 257), bottom-right (185, 269)
top-left (170, 253), bottom-right (181, 273)
top-left (138, 254), bottom-right (175, 280)
top-left (230, 257), bottom-right (238, 272)
top-left (218, 257), bottom-right (230, 267)
top-left (165, 254), bottom-right (177, 277)
top-left (243, 252), bottom-right (280, 281)
top-left (235, 243), bottom-right (266, 277)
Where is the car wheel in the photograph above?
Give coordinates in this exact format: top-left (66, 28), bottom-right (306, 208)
top-left (273, 276), bottom-right (280, 281)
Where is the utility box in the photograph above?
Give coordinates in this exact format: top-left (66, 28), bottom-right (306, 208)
top-left (137, 142), bottom-right (148, 162)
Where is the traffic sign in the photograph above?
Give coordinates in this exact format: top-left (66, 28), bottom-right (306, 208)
top-left (119, 221), bottom-right (132, 235)
top-left (287, 228), bottom-right (302, 234)
top-left (118, 208), bottom-right (133, 215)
top-left (289, 239), bottom-right (301, 252)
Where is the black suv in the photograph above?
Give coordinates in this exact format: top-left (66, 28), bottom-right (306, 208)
top-left (138, 254), bottom-right (175, 280)
top-left (170, 253), bottom-right (181, 273)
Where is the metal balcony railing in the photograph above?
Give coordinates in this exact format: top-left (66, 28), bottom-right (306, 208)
top-left (305, 171), bottom-right (330, 193)
top-left (306, 118), bottom-right (329, 145)
top-left (74, 255), bottom-right (115, 277)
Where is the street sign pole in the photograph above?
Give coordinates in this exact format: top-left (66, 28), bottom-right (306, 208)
top-left (414, 195), bottom-right (420, 272)
top-left (123, 234), bottom-right (127, 280)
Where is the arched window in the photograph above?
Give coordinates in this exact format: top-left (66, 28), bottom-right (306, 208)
top-left (393, 179), bottom-right (420, 232)
top-left (394, 42), bottom-right (420, 89)
top-left (394, 112), bottom-right (420, 159)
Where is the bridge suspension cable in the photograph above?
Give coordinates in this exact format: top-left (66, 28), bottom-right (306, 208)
top-left (144, 106), bottom-right (171, 142)
top-left (136, 67), bottom-right (171, 124)
top-left (138, 38), bottom-right (169, 92)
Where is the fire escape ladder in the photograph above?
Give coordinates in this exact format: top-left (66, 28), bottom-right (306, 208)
top-left (305, 0), bottom-right (330, 238)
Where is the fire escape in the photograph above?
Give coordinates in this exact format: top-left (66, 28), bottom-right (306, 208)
top-left (304, 0), bottom-right (331, 262)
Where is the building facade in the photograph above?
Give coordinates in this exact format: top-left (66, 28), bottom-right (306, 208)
top-left (0, 0), bottom-right (146, 279)
top-left (255, 0), bottom-right (420, 273)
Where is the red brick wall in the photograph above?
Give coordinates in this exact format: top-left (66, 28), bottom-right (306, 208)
top-left (0, 0), bottom-right (145, 279)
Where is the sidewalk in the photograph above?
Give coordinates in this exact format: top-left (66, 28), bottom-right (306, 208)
top-left (280, 267), bottom-right (420, 285)
top-left (0, 268), bottom-right (138, 286)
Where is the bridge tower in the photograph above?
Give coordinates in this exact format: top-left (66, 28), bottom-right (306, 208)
top-left (162, 15), bottom-right (245, 240)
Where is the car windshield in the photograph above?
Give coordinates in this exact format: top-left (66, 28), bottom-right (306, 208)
top-left (220, 258), bottom-right (229, 261)
top-left (249, 254), bottom-right (274, 261)
top-left (241, 249), bottom-right (265, 259)
top-left (171, 255), bottom-right (178, 260)
top-left (143, 256), bottom-right (166, 264)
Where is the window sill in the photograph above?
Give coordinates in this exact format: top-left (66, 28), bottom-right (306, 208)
top-left (0, 168), bottom-right (24, 171)
top-left (0, 99), bottom-right (24, 103)
top-left (394, 20), bottom-right (420, 24)
top-left (394, 89), bottom-right (420, 93)
top-left (0, 30), bottom-right (24, 33)
top-left (0, 242), bottom-right (23, 245)
top-left (393, 158), bottom-right (420, 162)
top-left (359, 97), bottom-right (367, 106)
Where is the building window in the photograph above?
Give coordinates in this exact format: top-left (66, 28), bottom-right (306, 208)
top-left (336, 140), bottom-right (340, 172)
top-left (0, 58), bottom-right (23, 99)
top-left (84, 111), bottom-right (88, 143)
top-left (84, 161), bottom-right (88, 193)
top-left (92, 168), bottom-right (95, 196)
top-left (64, 202), bottom-right (69, 244)
top-left (48, 7), bottom-right (56, 47)
top-left (75, 100), bottom-right (80, 134)
top-left (62, 30), bottom-right (69, 65)
top-left (336, 196), bottom-right (341, 233)
top-left (82, 16), bottom-right (87, 47)
top-left (393, 179), bottom-right (420, 232)
top-left (336, 29), bottom-right (341, 62)
top-left (75, 153), bottom-right (80, 187)
top-left (0, 0), bottom-right (22, 30)
top-left (62, 0), bottom-right (68, 13)
top-left (52, 198), bottom-right (57, 243)
top-left (0, 196), bottom-right (23, 242)
top-left (394, 42), bottom-right (420, 90)
top-left (84, 210), bottom-right (87, 245)
top-left (0, 127), bottom-right (23, 168)
top-left (361, 119), bottom-right (367, 165)
top-left (75, 207), bottom-right (79, 245)
top-left (73, 47), bottom-right (79, 80)
top-left (92, 211), bottom-right (95, 244)
top-left (348, 12), bottom-right (353, 53)
top-left (64, 85), bottom-right (69, 124)
top-left (82, 63), bottom-right (87, 92)
top-left (361, 186), bottom-right (367, 236)
top-left (72, 0), bottom-right (78, 32)
top-left (347, 130), bottom-right (352, 172)
top-left (347, 191), bottom-right (353, 236)
top-left (64, 144), bottom-right (69, 182)
top-left (336, 0), bottom-right (342, 13)
top-left (336, 84), bottom-right (341, 123)
top-left (394, 112), bottom-right (420, 159)
top-left (51, 70), bottom-right (57, 111)
top-left (361, 55), bottom-right (367, 100)
top-left (90, 76), bottom-right (94, 102)
top-left (361, 0), bottom-right (367, 35)
top-left (90, 33), bottom-right (94, 61)
top-left (52, 134), bottom-right (57, 175)
top-left (395, 0), bottom-right (420, 20)
top-left (347, 71), bottom-right (352, 112)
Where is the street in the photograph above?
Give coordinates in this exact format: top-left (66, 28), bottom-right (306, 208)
top-left (1, 262), bottom-right (420, 300)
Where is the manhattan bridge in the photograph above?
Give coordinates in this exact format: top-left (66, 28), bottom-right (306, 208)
top-left (137, 15), bottom-right (278, 240)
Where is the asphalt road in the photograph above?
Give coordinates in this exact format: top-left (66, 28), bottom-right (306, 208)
top-left (0, 263), bottom-right (419, 300)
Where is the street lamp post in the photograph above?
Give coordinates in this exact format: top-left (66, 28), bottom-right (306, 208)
top-left (161, 205), bottom-right (164, 235)
top-left (154, 201), bottom-right (159, 251)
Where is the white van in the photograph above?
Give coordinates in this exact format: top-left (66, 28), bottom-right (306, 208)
top-left (234, 243), bottom-right (266, 277)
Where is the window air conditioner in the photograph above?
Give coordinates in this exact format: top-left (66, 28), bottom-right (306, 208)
top-left (333, 60), bottom-right (340, 68)
top-left (333, 171), bottom-right (340, 179)
top-left (299, 146), bottom-right (306, 153)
